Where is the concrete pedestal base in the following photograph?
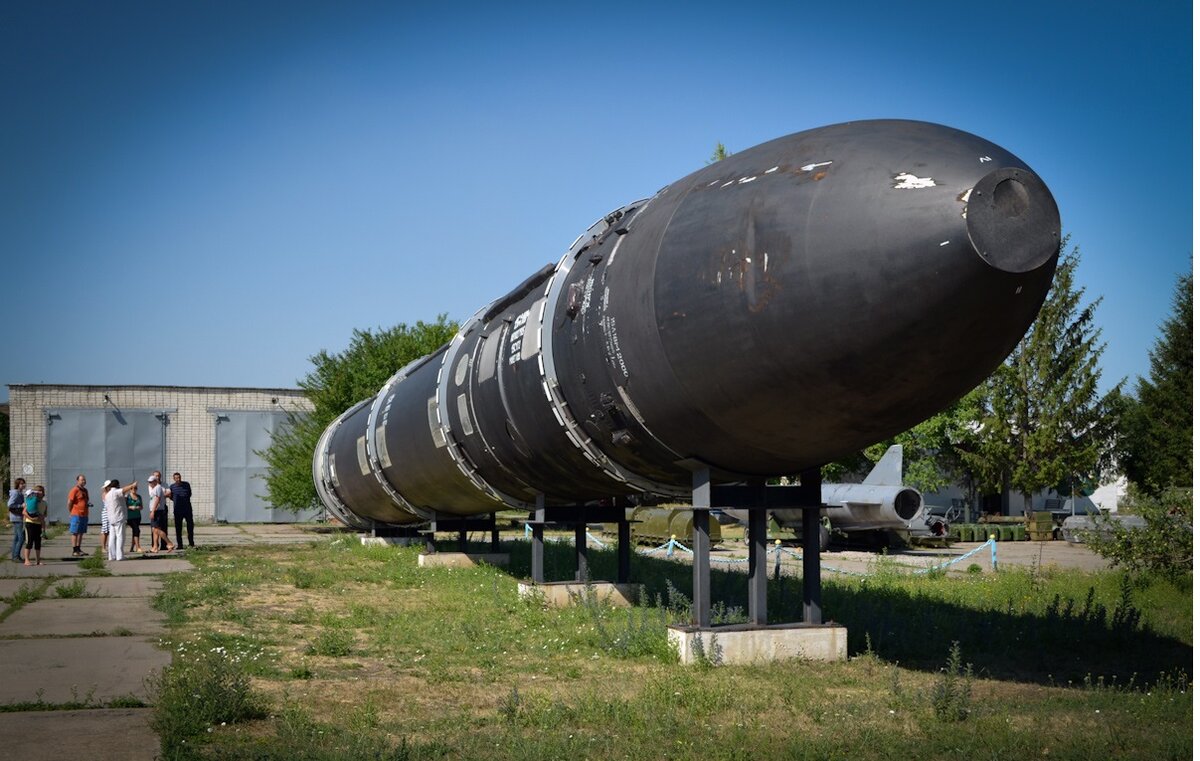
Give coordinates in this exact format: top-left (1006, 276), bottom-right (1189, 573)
top-left (417, 552), bottom-right (509, 568)
top-left (517, 580), bottom-right (637, 608)
top-left (668, 622), bottom-right (847, 665)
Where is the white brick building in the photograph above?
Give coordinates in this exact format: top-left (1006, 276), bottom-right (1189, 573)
top-left (8, 384), bottom-right (313, 523)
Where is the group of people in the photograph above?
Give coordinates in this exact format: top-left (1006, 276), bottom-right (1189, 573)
top-left (8, 470), bottom-right (196, 564)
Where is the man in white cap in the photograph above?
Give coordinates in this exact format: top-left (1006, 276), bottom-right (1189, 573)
top-left (147, 472), bottom-right (175, 553)
top-left (101, 479), bottom-right (136, 561)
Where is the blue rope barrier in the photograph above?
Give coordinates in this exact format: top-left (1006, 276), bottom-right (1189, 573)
top-left (638, 540), bottom-right (674, 555)
top-left (782, 539), bottom-right (999, 575)
top-left (518, 528), bottom-right (999, 575)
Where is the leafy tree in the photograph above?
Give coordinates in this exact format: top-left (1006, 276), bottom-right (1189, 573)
top-left (1082, 486), bottom-right (1192, 587)
top-left (960, 242), bottom-right (1123, 512)
top-left (262, 316), bottom-right (459, 512)
top-left (706, 142), bottom-right (730, 164)
top-left (1118, 274), bottom-right (1192, 493)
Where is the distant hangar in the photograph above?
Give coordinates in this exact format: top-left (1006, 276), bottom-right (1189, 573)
top-left (7, 384), bottom-right (315, 524)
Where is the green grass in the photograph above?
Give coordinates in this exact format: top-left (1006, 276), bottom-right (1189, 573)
top-left (148, 536), bottom-right (1192, 760)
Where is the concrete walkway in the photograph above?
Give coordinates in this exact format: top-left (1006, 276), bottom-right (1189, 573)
top-left (0, 521), bottom-right (330, 760)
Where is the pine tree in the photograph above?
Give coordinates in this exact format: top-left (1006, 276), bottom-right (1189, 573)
top-left (961, 243), bottom-right (1123, 512)
top-left (706, 142), bottom-right (730, 164)
top-left (1119, 274), bottom-right (1192, 492)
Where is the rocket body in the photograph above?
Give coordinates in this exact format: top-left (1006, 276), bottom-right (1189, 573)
top-left (314, 120), bottom-right (1060, 526)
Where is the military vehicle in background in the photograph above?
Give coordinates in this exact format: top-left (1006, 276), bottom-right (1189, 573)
top-left (719, 446), bottom-right (939, 550)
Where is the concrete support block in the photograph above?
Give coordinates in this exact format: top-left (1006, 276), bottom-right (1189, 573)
top-left (668, 622), bottom-right (847, 665)
top-left (517, 580), bottom-right (638, 608)
top-left (417, 552), bottom-right (509, 568)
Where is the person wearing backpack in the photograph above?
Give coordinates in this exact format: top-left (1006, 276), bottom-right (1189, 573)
top-left (22, 485), bottom-right (47, 566)
top-left (8, 477), bottom-right (26, 562)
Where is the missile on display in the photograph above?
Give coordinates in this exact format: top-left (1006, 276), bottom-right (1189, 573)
top-left (313, 120), bottom-right (1060, 527)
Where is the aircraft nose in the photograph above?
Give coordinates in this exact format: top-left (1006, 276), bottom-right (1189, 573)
top-left (966, 167), bottom-right (1060, 273)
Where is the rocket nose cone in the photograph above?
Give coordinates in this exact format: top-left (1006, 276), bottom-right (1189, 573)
top-left (966, 167), bottom-right (1060, 273)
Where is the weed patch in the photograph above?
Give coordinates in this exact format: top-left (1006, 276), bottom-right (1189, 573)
top-left (53, 579), bottom-right (95, 599)
top-left (77, 553), bottom-right (106, 571)
top-left (930, 641), bottom-right (974, 721)
top-left (0, 579), bottom-right (51, 623)
top-left (149, 644), bottom-right (268, 758)
top-left (307, 629), bottom-right (354, 657)
top-left (0, 685), bottom-right (145, 712)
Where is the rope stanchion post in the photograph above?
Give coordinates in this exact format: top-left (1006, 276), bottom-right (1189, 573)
top-left (774, 539), bottom-right (782, 581)
top-left (990, 537), bottom-right (998, 570)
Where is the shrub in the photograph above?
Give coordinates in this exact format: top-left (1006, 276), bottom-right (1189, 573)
top-left (1083, 487), bottom-right (1192, 586)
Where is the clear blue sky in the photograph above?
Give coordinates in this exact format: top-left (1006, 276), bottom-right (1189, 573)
top-left (2, 1), bottom-right (1191, 404)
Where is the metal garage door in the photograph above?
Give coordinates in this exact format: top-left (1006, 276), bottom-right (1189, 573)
top-left (46, 408), bottom-right (167, 524)
top-left (214, 410), bottom-right (318, 522)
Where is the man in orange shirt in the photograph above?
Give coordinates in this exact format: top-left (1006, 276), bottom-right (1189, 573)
top-left (67, 474), bottom-right (90, 557)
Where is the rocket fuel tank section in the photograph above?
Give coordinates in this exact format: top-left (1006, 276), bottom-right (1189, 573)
top-left (314, 120), bottom-right (1061, 526)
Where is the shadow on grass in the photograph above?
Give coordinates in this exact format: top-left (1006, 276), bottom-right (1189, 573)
top-left (440, 537), bottom-right (1192, 688)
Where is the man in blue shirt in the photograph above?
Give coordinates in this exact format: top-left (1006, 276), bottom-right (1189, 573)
top-left (169, 472), bottom-right (195, 548)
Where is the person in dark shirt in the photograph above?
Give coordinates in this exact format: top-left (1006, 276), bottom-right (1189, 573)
top-left (9, 477), bottom-right (26, 562)
top-left (169, 472), bottom-right (195, 548)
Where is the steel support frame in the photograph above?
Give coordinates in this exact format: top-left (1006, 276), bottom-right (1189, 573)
top-left (691, 469), bottom-right (712, 627)
top-left (419, 512), bottom-right (500, 554)
top-left (690, 467), bottom-right (824, 629)
top-left (799, 467), bottom-right (822, 625)
top-left (747, 495), bottom-right (768, 625)
top-left (527, 497), bottom-right (633, 585)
